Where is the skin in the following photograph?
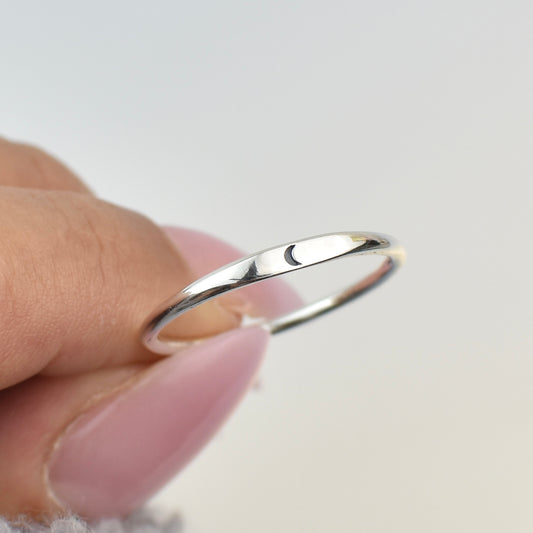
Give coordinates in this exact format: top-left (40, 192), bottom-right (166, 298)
top-left (0, 138), bottom-right (270, 519)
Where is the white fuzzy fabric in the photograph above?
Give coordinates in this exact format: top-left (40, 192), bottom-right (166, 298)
top-left (0, 509), bottom-right (182, 533)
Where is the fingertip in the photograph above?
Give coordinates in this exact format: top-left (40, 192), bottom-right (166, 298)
top-left (46, 326), bottom-right (269, 519)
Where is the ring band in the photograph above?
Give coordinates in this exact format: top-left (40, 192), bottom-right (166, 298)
top-left (143, 232), bottom-right (406, 355)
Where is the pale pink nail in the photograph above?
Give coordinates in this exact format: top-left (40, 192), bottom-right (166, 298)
top-left (47, 327), bottom-right (269, 520)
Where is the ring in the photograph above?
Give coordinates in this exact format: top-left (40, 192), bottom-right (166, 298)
top-left (143, 231), bottom-right (406, 355)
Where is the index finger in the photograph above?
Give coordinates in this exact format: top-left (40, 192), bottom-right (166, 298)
top-left (0, 138), bottom-right (92, 193)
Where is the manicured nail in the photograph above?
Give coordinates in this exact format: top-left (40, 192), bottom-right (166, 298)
top-left (47, 327), bottom-right (269, 520)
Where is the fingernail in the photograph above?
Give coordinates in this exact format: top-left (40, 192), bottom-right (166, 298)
top-left (162, 226), bottom-right (303, 318)
top-left (47, 327), bottom-right (269, 520)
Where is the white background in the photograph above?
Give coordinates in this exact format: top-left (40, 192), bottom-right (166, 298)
top-left (2, 1), bottom-right (532, 531)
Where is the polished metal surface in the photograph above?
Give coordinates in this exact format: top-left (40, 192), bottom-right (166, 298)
top-left (143, 232), bottom-right (406, 355)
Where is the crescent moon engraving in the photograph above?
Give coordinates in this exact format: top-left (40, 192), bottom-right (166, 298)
top-left (284, 244), bottom-right (302, 266)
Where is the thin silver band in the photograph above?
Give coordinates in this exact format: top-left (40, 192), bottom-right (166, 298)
top-left (143, 232), bottom-right (405, 355)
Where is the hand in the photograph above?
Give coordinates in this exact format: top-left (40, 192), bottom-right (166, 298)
top-left (0, 139), bottom-right (300, 521)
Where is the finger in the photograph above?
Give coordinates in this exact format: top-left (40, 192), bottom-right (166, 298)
top-left (0, 188), bottom-right (303, 389)
top-left (0, 187), bottom-right (244, 388)
top-left (0, 138), bottom-right (92, 193)
top-left (0, 327), bottom-right (268, 520)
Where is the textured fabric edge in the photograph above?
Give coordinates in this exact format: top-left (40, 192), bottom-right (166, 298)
top-left (0, 508), bottom-right (183, 533)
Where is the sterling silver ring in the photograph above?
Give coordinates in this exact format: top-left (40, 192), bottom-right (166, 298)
top-left (143, 231), bottom-right (406, 355)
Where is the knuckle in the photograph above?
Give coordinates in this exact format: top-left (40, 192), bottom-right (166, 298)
top-left (0, 139), bottom-right (90, 192)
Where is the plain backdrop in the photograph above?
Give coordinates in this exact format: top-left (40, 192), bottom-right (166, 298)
top-left (2, 1), bottom-right (532, 532)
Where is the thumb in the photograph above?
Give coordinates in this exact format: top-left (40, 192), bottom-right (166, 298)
top-left (0, 327), bottom-right (269, 520)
